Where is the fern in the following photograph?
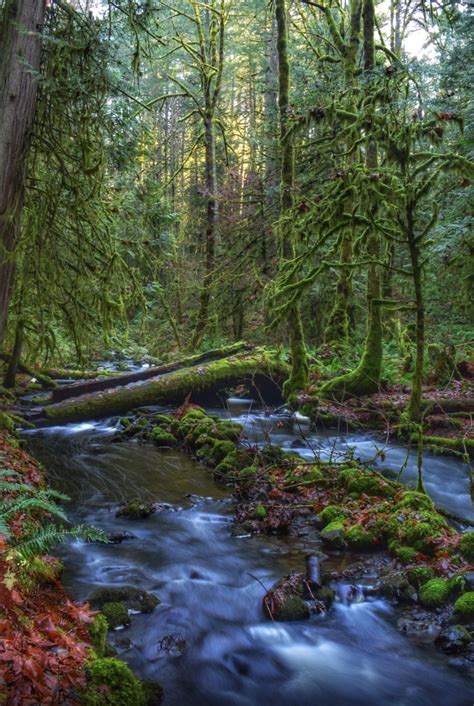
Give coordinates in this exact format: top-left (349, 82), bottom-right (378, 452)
top-left (12, 523), bottom-right (109, 560)
top-left (0, 495), bottom-right (69, 523)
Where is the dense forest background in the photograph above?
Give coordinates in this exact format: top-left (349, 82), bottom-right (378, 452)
top-left (0, 0), bottom-right (472, 394)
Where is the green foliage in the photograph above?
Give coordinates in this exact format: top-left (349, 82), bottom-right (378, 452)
top-left (459, 532), bottom-right (474, 561)
top-left (453, 592), bottom-right (474, 619)
top-left (419, 578), bottom-right (450, 607)
top-left (88, 614), bottom-right (108, 658)
top-left (101, 602), bottom-right (130, 629)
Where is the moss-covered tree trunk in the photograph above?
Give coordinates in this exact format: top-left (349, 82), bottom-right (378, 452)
top-left (406, 203), bottom-right (424, 422)
top-left (275, 0), bottom-right (308, 398)
top-left (320, 0), bottom-right (383, 399)
top-left (0, 0), bottom-right (46, 347)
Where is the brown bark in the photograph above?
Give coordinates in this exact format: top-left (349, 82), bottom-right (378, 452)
top-left (0, 0), bottom-right (46, 346)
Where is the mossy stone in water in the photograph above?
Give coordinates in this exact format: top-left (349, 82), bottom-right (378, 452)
top-left (392, 545), bottom-right (418, 564)
top-left (320, 520), bottom-right (346, 549)
top-left (209, 440), bottom-right (236, 465)
top-left (116, 499), bottom-right (155, 519)
top-left (454, 592), bottom-right (474, 619)
top-left (141, 680), bottom-right (164, 705)
top-left (89, 586), bottom-right (159, 613)
top-left (83, 657), bottom-right (146, 705)
top-left (275, 595), bottom-right (310, 621)
top-left (101, 602), bottom-right (130, 629)
top-left (419, 578), bottom-right (450, 608)
top-left (459, 532), bottom-right (474, 561)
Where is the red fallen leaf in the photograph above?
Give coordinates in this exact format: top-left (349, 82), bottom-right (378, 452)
top-left (10, 590), bottom-right (23, 606)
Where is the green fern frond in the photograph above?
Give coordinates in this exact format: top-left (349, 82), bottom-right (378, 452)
top-left (12, 523), bottom-right (108, 560)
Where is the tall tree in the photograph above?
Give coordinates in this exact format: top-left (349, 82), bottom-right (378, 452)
top-left (0, 0), bottom-right (46, 347)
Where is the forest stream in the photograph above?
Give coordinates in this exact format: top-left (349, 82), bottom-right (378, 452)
top-left (24, 402), bottom-right (473, 706)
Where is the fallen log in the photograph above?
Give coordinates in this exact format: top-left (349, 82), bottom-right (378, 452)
top-left (44, 352), bottom-right (288, 422)
top-left (50, 342), bottom-right (250, 403)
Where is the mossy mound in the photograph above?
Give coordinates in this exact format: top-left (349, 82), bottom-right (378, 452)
top-left (346, 473), bottom-right (394, 499)
top-left (151, 428), bottom-right (176, 447)
top-left (406, 566), bottom-right (434, 589)
top-left (395, 491), bottom-right (434, 512)
top-left (101, 602), bottom-right (130, 629)
top-left (83, 658), bottom-right (146, 705)
top-left (255, 504), bottom-right (267, 520)
top-left (459, 532), bottom-right (474, 561)
top-left (453, 592), bottom-right (474, 619)
top-left (318, 505), bottom-right (345, 525)
top-left (274, 595), bottom-right (310, 621)
top-left (419, 578), bottom-right (450, 608)
top-left (345, 524), bottom-right (378, 550)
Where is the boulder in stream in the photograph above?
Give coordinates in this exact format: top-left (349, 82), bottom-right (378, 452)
top-left (435, 625), bottom-right (472, 654)
top-left (89, 585), bottom-right (160, 613)
top-left (116, 498), bottom-right (155, 519)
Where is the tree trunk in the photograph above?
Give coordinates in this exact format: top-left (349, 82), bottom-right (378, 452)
top-left (192, 113), bottom-right (218, 348)
top-left (275, 0), bottom-right (308, 398)
top-left (0, 0), bottom-right (46, 347)
top-left (406, 203), bottom-right (424, 422)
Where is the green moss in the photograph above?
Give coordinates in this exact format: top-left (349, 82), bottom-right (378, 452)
top-left (239, 465), bottom-right (257, 478)
top-left (153, 414), bottom-right (173, 426)
top-left (119, 417), bottom-right (132, 428)
top-left (347, 474), bottom-right (394, 498)
top-left (318, 505), bottom-right (345, 525)
top-left (419, 578), bottom-right (450, 607)
top-left (208, 440), bottom-right (236, 466)
top-left (453, 592), bottom-right (474, 619)
top-left (83, 658), bottom-right (146, 705)
top-left (214, 421), bottom-right (242, 441)
top-left (345, 524), bottom-right (377, 549)
top-left (101, 602), bottom-right (130, 629)
top-left (214, 461), bottom-right (235, 477)
top-left (89, 586), bottom-right (159, 613)
top-left (393, 545), bottom-right (418, 564)
top-left (255, 504), bottom-right (267, 520)
top-left (459, 532), bottom-right (474, 561)
top-left (181, 407), bottom-right (207, 421)
top-left (395, 491), bottom-right (434, 512)
top-left (407, 566), bottom-right (434, 589)
top-left (88, 614), bottom-right (108, 657)
top-left (151, 428), bottom-right (176, 447)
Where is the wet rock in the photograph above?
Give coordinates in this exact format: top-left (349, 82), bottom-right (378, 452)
top-left (115, 637), bottom-right (133, 650)
top-left (89, 585), bottom-right (160, 613)
top-left (116, 499), bottom-right (155, 519)
top-left (397, 608), bottom-right (442, 642)
top-left (462, 571), bottom-right (474, 591)
top-left (106, 530), bottom-right (135, 543)
top-left (376, 570), bottom-right (416, 603)
top-left (158, 633), bottom-right (187, 656)
top-left (101, 601), bottom-right (130, 629)
top-left (435, 625), bottom-right (472, 654)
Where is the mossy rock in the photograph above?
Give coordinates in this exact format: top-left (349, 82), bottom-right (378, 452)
top-left (318, 505), bottom-right (345, 525)
top-left (320, 520), bottom-right (346, 549)
top-left (185, 423), bottom-right (213, 446)
top-left (214, 461), bottom-right (235, 477)
top-left (459, 532), bottom-right (474, 561)
top-left (119, 417), bottom-right (132, 428)
top-left (89, 586), bottom-right (159, 614)
top-left (345, 524), bottom-right (377, 550)
top-left (83, 658), bottom-right (146, 705)
top-left (116, 499), bottom-right (155, 520)
top-left (101, 602), bottom-right (130, 629)
top-left (316, 585), bottom-right (335, 608)
top-left (434, 625), bottom-right (472, 654)
top-left (406, 566), bottom-right (434, 589)
top-left (88, 614), bottom-right (108, 657)
top-left (274, 595), bottom-right (310, 621)
top-left (214, 421), bottom-right (242, 441)
top-left (419, 578), bottom-right (450, 608)
top-left (453, 592), bottom-right (474, 619)
top-left (151, 428), bottom-right (176, 447)
top-left (395, 491), bottom-right (434, 512)
top-left (181, 408), bottom-right (207, 422)
top-left (255, 504), bottom-right (267, 520)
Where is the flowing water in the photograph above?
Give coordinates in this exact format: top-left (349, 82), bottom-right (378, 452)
top-left (25, 412), bottom-right (473, 706)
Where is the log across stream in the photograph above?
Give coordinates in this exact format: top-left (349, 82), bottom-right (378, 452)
top-left (23, 406), bottom-right (473, 706)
